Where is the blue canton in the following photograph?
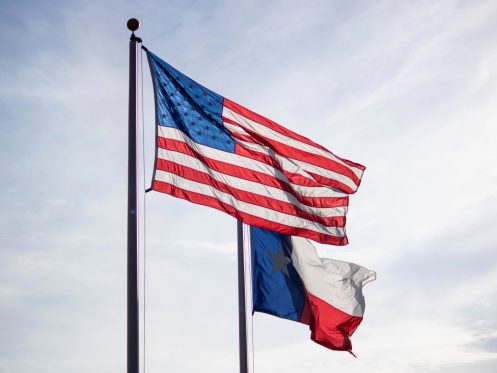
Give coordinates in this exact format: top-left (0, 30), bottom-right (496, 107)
top-left (147, 51), bottom-right (235, 153)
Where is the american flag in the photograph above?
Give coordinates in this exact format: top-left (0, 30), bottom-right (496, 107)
top-left (146, 51), bottom-right (365, 245)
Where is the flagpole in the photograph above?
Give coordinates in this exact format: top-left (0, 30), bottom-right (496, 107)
top-left (127, 18), bottom-right (141, 373)
top-left (237, 220), bottom-right (249, 373)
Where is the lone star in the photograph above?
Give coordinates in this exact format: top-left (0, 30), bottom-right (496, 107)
top-left (269, 248), bottom-right (292, 277)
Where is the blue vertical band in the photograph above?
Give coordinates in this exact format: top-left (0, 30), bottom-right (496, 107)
top-left (251, 227), bottom-right (305, 321)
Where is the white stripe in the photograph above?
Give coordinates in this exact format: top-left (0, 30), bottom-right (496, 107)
top-left (158, 126), bottom-right (348, 198)
top-left (290, 236), bottom-right (376, 316)
top-left (222, 107), bottom-right (364, 180)
top-left (223, 121), bottom-right (246, 135)
top-left (235, 139), bottom-right (359, 192)
top-left (222, 120), bottom-right (359, 192)
top-left (154, 170), bottom-right (347, 238)
top-left (157, 148), bottom-right (347, 218)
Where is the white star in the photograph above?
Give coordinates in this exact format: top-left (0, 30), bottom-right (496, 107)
top-left (269, 247), bottom-right (292, 277)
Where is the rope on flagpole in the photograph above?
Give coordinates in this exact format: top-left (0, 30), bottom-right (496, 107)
top-left (140, 44), bottom-right (148, 373)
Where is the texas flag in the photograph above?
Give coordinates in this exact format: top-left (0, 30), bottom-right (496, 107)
top-left (251, 226), bottom-right (375, 354)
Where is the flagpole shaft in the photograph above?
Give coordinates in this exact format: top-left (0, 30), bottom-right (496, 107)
top-left (127, 19), bottom-right (141, 373)
top-left (237, 220), bottom-right (249, 373)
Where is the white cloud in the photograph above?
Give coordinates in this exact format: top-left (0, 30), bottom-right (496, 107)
top-left (1, 1), bottom-right (497, 372)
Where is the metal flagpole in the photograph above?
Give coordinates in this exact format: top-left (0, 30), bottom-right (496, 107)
top-left (127, 18), bottom-right (141, 373)
top-left (128, 20), bottom-right (248, 371)
top-left (237, 220), bottom-right (249, 373)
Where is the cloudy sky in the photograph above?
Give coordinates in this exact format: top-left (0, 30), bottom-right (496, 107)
top-left (1, 0), bottom-right (497, 372)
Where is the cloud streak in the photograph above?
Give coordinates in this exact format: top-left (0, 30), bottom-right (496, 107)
top-left (1, 0), bottom-right (497, 372)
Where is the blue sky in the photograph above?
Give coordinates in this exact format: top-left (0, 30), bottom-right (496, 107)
top-left (1, 0), bottom-right (497, 372)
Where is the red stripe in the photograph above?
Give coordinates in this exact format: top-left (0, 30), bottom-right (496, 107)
top-left (301, 292), bottom-right (363, 352)
top-left (234, 133), bottom-right (356, 193)
top-left (224, 98), bottom-right (366, 172)
top-left (223, 116), bottom-right (362, 190)
top-left (152, 180), bottom-right (348, 245)
top-left (234, 143), bottom-right (342, 189)
top-left (307, 172), bottom-right (355, 195)
top-left (224, 99), bottom-right (329, 149)
top-left (155, 159), bottom-right (346, 228)
top-left (158, 137), bottom-right (349, 208)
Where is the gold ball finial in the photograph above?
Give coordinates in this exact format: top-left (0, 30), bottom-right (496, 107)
top-left (127, 18), bottom-right (139, 32)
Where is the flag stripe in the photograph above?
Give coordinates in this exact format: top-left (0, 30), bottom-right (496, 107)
top-left (233, 138), bottom-right (358, 193)
top-left (153, 171), bottom-right (347, 236)
top-left (222, 118), bottom-right (359, 192)
top-left (290, 236), bottom-right (376, 316)
top-left (155, 158), bottom-right (346, 228)
top-left (222, 104), bottom-right (364, 184)
top-left (222, 112), bottom-right (355, 177)
top-left (224, 98), bottom-right (322, 146)
top-left (153, 179), bottom-right (348, 245)
top-left (223, 115), bottom-right (361, 189)
top-left (154, 125), bottom-right (353, 243)
top-left (305, 292), bottom-right (362, 351)
top-left (158, 126), bottom-right (349, 198)
top-left (154, 167), bottom-right (346, 227)
top-left (157, 138), bottom-right (349, 208)
top-left (232, 142), bottom-right (352, 191)
top-left (224, 98), bottom-right (366, 172)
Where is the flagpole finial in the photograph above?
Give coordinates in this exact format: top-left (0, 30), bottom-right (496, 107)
top-left (127, 18), bottom-right (142, 42)
top-left (127, 18), bottom-right (139, 32)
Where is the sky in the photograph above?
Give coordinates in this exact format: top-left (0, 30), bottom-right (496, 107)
top-left (1, 0), bottom-right (497, 372)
